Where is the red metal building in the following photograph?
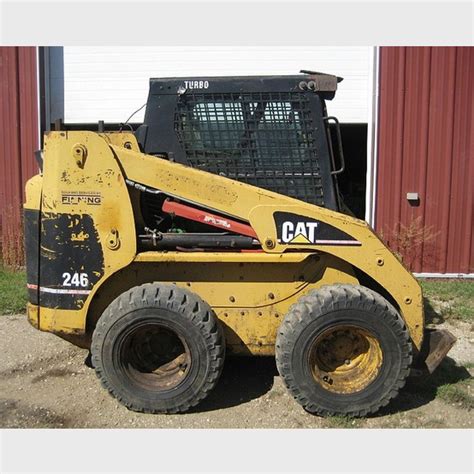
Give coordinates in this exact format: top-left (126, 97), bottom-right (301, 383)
top-left (0, 46), bottom-right (472, 275)
top-left (376, 47), bottom-right (473, 275)
top-left (0, 47), bottom-right (39, 267)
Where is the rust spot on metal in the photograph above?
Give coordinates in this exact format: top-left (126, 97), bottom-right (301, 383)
top-left (60, 171), bottom-right (71, 184)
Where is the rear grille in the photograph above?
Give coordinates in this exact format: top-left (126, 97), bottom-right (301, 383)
top-left (174, 91), bottom-right (325, 206)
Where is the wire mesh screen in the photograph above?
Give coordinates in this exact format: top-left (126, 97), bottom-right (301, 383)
top-left (175, 92), bottom-right (325, 206)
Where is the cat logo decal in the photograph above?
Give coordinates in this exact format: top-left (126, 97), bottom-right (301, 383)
top-left (274, 212), bottom-right (361, 246)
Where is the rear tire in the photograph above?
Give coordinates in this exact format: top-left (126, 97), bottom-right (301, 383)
top-left (91, 283), bottom-right (225, 413)
top-left (275, 284), bottom-right (412, 417)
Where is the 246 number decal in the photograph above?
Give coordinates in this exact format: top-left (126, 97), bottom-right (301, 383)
top-left (62, 272), bottom-right (89, 288)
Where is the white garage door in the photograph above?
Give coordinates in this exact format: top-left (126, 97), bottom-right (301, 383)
top-left (63, 47), bottom-right (373, 124)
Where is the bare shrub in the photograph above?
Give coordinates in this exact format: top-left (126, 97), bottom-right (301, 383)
top-left (1, 205), bottom-right (25, 269)
top-left (379, 216), bottom-right (440, 271)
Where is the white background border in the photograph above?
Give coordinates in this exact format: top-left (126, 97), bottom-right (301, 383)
top-left (0, 1), bottom-right (473, 45)
top-left (1, 429), bottom-right (473, 472)
top-left (0, 1), bottom-right (472, 473)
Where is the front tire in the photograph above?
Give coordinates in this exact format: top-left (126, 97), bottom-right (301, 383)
top-left (275, 284), bottom-right (412, 417)
top-left (91, 283), bottom-right (225, 414)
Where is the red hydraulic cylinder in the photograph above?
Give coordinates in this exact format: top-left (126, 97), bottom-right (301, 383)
top-left (162, 200), bottom-right (258, 239)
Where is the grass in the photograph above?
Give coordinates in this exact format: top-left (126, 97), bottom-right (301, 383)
top-left (436, 382), bottom-right (474, 410)
top-left (434, 358), bottom-right (474, 410)
top-left (0, 267), bottom-right (27, 314)
top-left (406, 357), bottom-right (473, 411)
top-left (420, 279), bottom-right (474, 323)
top-left (325, 415), bottom-right (360, 428)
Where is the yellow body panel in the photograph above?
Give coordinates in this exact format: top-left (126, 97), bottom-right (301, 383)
top-left (134, 251), bottom-right (312, 263)
top-left (32, 305), bottom-right (88, 334)
top-left (24, 174), bottom-right (43, 209)
top-left (27, 303), bottom-right (39, 328)
top-left (25, 131), bottom-right (424, 353)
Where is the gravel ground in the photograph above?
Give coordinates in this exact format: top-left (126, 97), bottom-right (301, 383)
top-left (1, 314), bottom-right (472, 429)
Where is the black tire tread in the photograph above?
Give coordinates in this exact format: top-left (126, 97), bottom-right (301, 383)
top-left (91, 282), bottom-right (225, 414)
top-left (275, 284), bottom-right (412, 417)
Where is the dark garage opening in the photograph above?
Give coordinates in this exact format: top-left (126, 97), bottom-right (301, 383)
top-left (331, 123), bottom-right (367, 219)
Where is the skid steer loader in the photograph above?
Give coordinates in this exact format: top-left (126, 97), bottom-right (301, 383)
top-left (24, 71), bottom-right (455, 417)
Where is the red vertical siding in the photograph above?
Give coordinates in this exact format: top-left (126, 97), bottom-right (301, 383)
top-left (0, 47), bottom-right (39, 267)
top-left (376, 47), bottom-right (473, 274)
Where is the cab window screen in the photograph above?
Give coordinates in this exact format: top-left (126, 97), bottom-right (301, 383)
top-left (175, 92), bottom-right (325, 205)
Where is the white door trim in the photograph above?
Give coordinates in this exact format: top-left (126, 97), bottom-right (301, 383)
top-left (365, 46), bottom-right (380, 227)
top-left (35, 47), bottom-right (42, 149)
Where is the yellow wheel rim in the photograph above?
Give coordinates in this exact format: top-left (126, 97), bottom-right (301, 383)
top-left (308, 325), bottom-right (383, 394)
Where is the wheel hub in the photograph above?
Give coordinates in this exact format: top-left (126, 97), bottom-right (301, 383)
top-left (122, 324), bottom-right (192, 392)
top-left (308, 325), bottom-right (383, 394)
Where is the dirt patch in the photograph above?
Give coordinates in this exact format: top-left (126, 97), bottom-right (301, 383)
top-left (0, 398), bottom-right (72, 428)
top-left (1, 314), bottom-right (472, 429)
top-left (434, 320), bottom-right (474, 364)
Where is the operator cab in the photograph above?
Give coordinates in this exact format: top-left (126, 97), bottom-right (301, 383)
top-left (135, 72), bottom-right (345, 212)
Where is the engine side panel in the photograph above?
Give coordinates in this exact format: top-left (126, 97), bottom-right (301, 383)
top-left (34, 131), bottom-right (136, 333)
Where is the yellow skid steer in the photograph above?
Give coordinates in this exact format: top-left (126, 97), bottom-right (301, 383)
top-left (24, 72), bottom-right (455, 416)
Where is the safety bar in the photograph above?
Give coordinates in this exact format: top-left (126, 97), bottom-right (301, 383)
top-left (323, 116), bottom-right (345, 176)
